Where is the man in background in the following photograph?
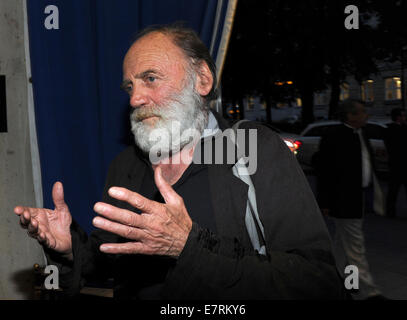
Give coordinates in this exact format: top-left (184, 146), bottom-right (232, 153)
top-left (316, 99), bottom-right (384, 300)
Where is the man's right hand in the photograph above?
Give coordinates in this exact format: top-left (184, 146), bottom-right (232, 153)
top-left (14, 181), bottom-right (73, 260)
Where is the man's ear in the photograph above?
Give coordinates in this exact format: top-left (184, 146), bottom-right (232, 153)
top-left (194, 61), bottom-right (214, 97)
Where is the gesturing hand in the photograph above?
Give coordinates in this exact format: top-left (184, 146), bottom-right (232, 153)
top-left (14, 182), bottom-right (73, 259)
top-left (92, 166), bottom-right (192, 257)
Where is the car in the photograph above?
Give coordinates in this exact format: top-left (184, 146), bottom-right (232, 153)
top-left (294, 121), bottom-right (389, 173)
top-left (262, 123), bottom-right (302, 154)
top-left (228, 120), bottom-right (302, 154)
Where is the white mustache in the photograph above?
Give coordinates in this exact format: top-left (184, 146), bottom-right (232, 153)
top-left (130, 105), bottom-right (164, 122)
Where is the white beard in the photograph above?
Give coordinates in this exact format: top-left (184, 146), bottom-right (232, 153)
top-left (130, 74), bottom-right (209, 161)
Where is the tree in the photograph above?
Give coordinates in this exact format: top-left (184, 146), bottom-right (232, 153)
top-left (221, 0), bottom-right (407, 124)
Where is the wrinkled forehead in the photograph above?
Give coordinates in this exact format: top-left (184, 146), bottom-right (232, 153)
top-left (123, 32), bottom-right (189, 75)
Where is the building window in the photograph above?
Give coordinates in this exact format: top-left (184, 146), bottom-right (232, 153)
top-left (296, 98), bottom-right (302, 107)
top-left (385, 77), bottom-right (402, 101)
top-left (339, 83), bottom-right (350, 101)
top-left (361, 80), bottom-right (374, 102)
top-left (247, 96), bottom-right (256, 110)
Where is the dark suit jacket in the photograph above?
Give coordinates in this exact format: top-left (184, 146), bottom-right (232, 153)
top-left (315, 123), bottom-right (376, 219)
top-left (56, 112), bottom-right (345, 299)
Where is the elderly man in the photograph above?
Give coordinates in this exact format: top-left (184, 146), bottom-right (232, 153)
top-left (15, 25), bottom-right (344, 299)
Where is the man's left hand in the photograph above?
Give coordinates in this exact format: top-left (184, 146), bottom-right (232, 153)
top-left (92, 167), bottom-right (192, 257)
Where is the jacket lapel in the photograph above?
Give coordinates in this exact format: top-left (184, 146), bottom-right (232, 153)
top-left (206, 111), bottom-right (249, 240)
top-left (208, 163), bottom-right (249, 240)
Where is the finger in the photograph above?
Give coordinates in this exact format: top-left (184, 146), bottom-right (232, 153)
top-left (16, 206), bottom-right (39, 220)
top-left (52, 181), bottom-right (68, 211)
top-left (19, 210), bottom-right (31, 227)
top-left (14, 206), bottom-right (24, 215)
top-left (154, 166), bottom-right (180, 204)
top-left (15, 206), bottom-right (30, 218)
top-left (108, 187), bottom-right (162, 214)
top-left (27, 218), bottom-right (39, 235)
top-left (93, 202), bottom-right (144, 228)
top-left (20, 217), bottom-right (28, 229)
top-left (37, 231), bottom-right (47, 244)
top-left (92, 216), bottom-right (144, 240)
top-left (99, 242), bottom-right (147, 255)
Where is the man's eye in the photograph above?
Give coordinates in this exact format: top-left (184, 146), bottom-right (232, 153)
top-left (147, 76), bottom-right (156, 83)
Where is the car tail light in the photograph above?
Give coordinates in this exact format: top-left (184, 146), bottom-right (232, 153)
top-left (283, 139), bottom-right (300, 154)
top-left (293, 140), bottom-right (302, 150)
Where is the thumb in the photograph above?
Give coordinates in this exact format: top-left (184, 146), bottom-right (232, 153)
top-left (154, 167), bottom-right (178, 204)
top-left (52, 181), bottom-right (68, 211)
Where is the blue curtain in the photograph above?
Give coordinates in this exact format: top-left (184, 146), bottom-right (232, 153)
top-left (27, 0), bottom-right (230, 233)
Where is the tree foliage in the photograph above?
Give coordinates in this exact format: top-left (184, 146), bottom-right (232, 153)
top-left (221, 0), bottom-right (407, 124)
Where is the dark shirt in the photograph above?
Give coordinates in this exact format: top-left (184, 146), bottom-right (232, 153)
top-left (122, 161), bottom-right (216, 299)
top-left (139, 162), bottom-right (217, 232)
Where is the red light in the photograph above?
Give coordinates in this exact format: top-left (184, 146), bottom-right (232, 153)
top-left (293, 140), bottom-right (302, 149)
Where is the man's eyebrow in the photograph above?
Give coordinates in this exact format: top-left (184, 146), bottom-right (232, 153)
top-left (120, 70), bottom-right (163, 89)
top-left (136, 69), bottom-right (162, 78)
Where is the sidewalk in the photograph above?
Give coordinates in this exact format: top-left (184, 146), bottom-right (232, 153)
top-left (364, 213), bottom-right (407, 299)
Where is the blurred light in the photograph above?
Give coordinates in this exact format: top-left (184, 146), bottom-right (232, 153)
top-left (284, 140), bottom-right (294, 148)
top-left (286, 81), bottom-right (293, 85)
top-left (284, 139), bottom-right (302, 153)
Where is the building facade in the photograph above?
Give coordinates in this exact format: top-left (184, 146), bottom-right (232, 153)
top-left (315, 61), bottom-right (407, 121)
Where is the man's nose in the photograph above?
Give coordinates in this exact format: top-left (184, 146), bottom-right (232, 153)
top-left (129, 86), bottom-right (148, 108)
